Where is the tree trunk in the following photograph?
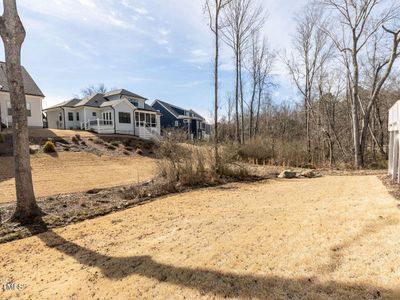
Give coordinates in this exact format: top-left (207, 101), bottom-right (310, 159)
top-left (0, 0), bottom-right (43, 224)
top-left (213, 9), bottom-right (220, 172)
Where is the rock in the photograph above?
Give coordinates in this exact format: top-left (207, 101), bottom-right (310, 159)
top-left (29, 145), bottom-right (40, 154)
top-left (299, 170), bottom-right (320, 178)
top-left (278, 170), bottom-right (297, 179)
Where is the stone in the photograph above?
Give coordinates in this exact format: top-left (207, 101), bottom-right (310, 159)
top-left (278, 170), bottom-right (297, 179)
top-left (29, 145), bottom-right (40, 154)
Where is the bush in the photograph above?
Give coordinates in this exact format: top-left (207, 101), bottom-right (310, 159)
top-left (0, 133), bottom-right (4, 143)
top-left (106, 144), bottom-right (116, 150)
top-left (136, 148), bottom-right (143, 155)
top-left (125, 146), bottom-right (133, 152)
top-left (111, 141), bottom-right (120, 147)
top-left (43, 141), bottom-right (56, 153)
top-left (155, 133), bottom-right (250, 187)
top-left (75, 134), bottom-right (81, 141)
top-left (71, 136), bottom-right (79, 144)
top-left (80, 140), bottom-right (87, 146)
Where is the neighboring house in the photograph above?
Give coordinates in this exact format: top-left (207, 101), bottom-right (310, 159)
top-left (151, 99), bottom-right (211, 140)
top-left (0, 62), bottom-right (44, 129)
top-left (43, 89), bottom-right (161, 140)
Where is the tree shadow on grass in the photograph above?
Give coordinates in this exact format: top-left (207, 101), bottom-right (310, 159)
top-left (29, 225), bottom-right (400, 300)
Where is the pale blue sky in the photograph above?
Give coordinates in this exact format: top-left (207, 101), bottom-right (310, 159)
top-left (0, 0), bottom-right (307, 118)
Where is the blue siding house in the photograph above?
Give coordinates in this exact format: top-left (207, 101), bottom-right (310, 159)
top-left (151, 99), bottom-right (211, 140)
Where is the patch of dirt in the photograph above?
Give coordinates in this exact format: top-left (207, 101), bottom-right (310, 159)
top-left (0, 175), bottom-right (399, 299)
top-left (0, 152), bottom-right (157, 203)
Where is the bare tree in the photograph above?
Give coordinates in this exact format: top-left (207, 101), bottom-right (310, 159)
top-left (285, 3), bottom-right (333, 163)
top-left (81, 83), bottom-right (110, 97)
top-left (205, 0), bottom-right (232, 171)
top-left (0, 0), bottom-right (43, 223)
top-left (221, 0), bottom-right (264, 144)
top-left (322, 0), bottom-right (400, 167)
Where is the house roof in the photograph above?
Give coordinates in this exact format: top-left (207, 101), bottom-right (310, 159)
top-left (153, 99), bottom-right (205, 120)
top-left (75, 93), bottom-right (107, 107)
top-left (44, 98), bottom-right (81, 110)
top-left (104, 89), bottom-right (147, 100)
top-left (0, 62), bottom-right (44, 97)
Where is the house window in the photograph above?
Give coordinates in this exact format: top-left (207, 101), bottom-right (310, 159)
top-left (130, 99), bottom-right (139, 107)
top-left (151, 114), bottom-right (156, 127)
top-left (59, 112), bottom-right (62, 121)
top-left (175, 120), bottom-right (179, 127)
top-left (68, 112), bottom-right (74, 121)
top-left (92, 112), bottom-right (97, 117)
top-left (135, 112), bottom-right (139, 127)
top-left (7, 101), bottom-right (11, 116)
top-left (102, 112), bottom-right (112, 125)
top-left (119, 112), bottom-right (131, 124)
top-left (26, 103), bottom-right (31, 117)
top-left (76, 112), bottom-right (80, 121)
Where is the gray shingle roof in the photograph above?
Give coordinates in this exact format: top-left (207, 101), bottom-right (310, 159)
top-left (74, 93), bottom-right (107, 107)
top-left (153, 99), bottom-right (205, 120)
top-left (44, 98), bottom-right (80, 110)
top-left (104, 89), bottom-right (147, 100)
top-left (0, 62), bottom-right (44, 97)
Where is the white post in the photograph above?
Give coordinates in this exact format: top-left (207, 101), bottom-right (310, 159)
top-left (392, 135), bottom-right (398, 181)
top-left (97, 118), bottom-right (100, 133)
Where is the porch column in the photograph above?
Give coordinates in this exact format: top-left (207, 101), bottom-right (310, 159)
top-left (388, 131), bottom-right (394, 175)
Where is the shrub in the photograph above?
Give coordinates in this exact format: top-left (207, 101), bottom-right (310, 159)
top-left (75, 134), bottom-right (81, 141)
top-left (80, 140), bottom-right (87, 146)
top-left (106, 144), bottom-right (117, 150)
top-left (0, 133), bottom-right (4, 143)
top-left (111, 141), bottom-right (120, 147)
top-left (125, 146), bottom-right (133, 152)
top-left (71, 136), bottom-right (79, 144)
top-left (136, 148), bottom-right (143, 155)
top-left (43, 141), bottom-right (56, 153)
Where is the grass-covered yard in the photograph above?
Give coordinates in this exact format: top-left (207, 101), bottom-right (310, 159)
top-left (1, 175), bottom-right (399, 299)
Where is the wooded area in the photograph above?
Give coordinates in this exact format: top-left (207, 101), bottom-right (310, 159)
top-left (207, 0), bottom-right (400, 169)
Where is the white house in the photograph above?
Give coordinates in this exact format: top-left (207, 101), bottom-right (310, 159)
top-left (44, 89), bottom-right (161, 140)
top-left (0, 62), bottom-right (44, 129)
top-left (388, 100), bottom-right (400, 181)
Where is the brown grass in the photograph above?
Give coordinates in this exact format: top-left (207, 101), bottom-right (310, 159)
top-left (0, 152), bottom-right (157, 203)
top-left (0, 175), bottom-right (399, 299)
top-left (28, 128), bottom-right (97, 138)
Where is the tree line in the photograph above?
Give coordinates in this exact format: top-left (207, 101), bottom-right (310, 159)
top-left (206, 0), bottom-right (400, 169)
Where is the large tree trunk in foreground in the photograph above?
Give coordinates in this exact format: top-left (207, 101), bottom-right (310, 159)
top-left (0, 0), bottom-right (43, 223)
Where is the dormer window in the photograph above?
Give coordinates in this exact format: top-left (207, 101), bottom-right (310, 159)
top-left (129, 98), bottom-right (139, 107)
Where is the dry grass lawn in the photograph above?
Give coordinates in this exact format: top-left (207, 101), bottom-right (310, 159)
top-left (28, 128), bottom-right (97, 138)
top-left (0, 175), bottom-right (399, 299)
top-left (0, 152), bottom-right (157, 203)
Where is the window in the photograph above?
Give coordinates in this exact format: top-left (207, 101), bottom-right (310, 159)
top-left (135, 112), bottom-right (139, 127)
top-left (119, 112), bottom-right (131, 124)
top-left (175, 120), bottom-right (179, 127)
top-left (68, 112), bottom-right (74, 121)
top-left (151, 115), bottom-right (156, 127)
top-left (102, 112), bottom-right (112, 125)
top-left (59, 112), bottom-right (62, 121)
top-left (130, 99), bottom-right (139, 107)
top-left (76, 112), bottom-right (80, 121)
top-left (92, 112), bottom-right (97, 117)
top-left (26, 103), bottom-right (31, 117)
top-left (7, 101), bottom-right (11, 116)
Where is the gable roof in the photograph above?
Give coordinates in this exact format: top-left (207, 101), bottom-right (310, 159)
top-left (104, 89), bottom-right (147, 100)
top-left (75, 93), bottom-right (107, 107)
top-left (0, 62), bottom-right (44, 97)
top-left (44, 98), bottom-right (80, 110)
top-left (153, 99), bottom-right (205, 120)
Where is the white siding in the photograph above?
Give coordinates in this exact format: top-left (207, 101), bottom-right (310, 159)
top-left (115, 101), bottom-right (134, 135)
top-left (0, 92), bottom-right (43, 128)
top-left (46, 109), bottom-right (63, 129)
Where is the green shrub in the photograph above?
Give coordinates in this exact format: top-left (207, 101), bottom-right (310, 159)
top-left (43, 141), bottom-right (56, 153)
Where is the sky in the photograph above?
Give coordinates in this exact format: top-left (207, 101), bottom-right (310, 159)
top-left (0, 0), bottom-right (308, 119)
